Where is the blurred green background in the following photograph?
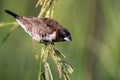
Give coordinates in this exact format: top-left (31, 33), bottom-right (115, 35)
top-left (0, 0), bottom-right (120, 80)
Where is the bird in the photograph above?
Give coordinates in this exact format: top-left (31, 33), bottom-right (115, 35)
top-left (5, 9), bottom-right (72, 45)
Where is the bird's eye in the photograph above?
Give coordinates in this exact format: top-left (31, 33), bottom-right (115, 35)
top-left (63, 33), bottom-right (66, 36)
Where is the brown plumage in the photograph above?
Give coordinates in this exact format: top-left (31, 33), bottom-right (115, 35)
top-left (5, 9), bottom-right (72, 44)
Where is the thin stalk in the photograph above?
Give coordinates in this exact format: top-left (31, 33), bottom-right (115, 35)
top-left (0, 22), bottom-right (19, 48)
top-left (38, 48), bottom-right (43, 80)
top-left (47, 63), bottom-right (53, 80)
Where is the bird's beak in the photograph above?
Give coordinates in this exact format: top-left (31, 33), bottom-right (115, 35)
top-left (64, 36), bottom-right (71, 41)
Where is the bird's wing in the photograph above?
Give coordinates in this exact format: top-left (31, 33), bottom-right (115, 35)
top-left (40, 18), bottom-right (64, 29)
top-left (22, 17), bottom-right (57, 35)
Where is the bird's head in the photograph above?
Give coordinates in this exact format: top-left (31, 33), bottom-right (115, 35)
top-left (60, 28), bottom-right (72, 42)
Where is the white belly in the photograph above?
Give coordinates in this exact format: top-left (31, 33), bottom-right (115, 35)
top-left (32, 31), bottom-right (56, 42)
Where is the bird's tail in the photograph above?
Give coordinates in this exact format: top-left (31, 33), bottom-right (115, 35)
top-left (5, 9), bottom-right (19, 18)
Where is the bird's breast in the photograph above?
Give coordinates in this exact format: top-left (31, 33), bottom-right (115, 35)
top-left (32, 31), bottom-right (56, 42)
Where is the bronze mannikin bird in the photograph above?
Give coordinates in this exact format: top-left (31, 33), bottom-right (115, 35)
top-left (5, 10), bottom-right (72, 45)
